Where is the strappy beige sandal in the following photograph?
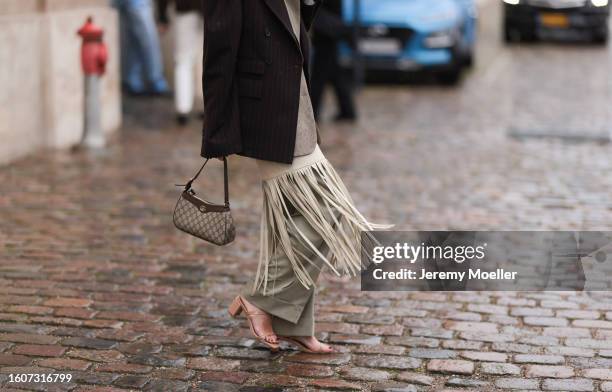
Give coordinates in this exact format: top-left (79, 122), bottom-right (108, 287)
top-left (228, 296), bottom-right (279, 352)
top-left (279, 336), bottom-right (336, 354)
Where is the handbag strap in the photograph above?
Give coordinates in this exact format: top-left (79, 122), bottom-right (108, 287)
top-left (183, 157), bottom-right (230, 207)
top-left (223, 157), bottom-right (229, 206)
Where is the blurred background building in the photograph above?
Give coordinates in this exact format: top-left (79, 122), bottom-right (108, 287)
top-left (1, 0), bottom-right (610, 165)
top-left (0, 0), bottom-right (122, 165)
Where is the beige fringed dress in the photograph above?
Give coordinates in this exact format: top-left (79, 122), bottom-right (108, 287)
top-left (242, 0), bottom-right (389, 337)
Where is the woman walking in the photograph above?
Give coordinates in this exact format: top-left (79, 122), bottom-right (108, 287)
top-left (202, 0), bottom-right (388, 353)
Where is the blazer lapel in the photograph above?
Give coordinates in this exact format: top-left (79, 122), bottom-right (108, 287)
top-left (301, 23), bottom-right (311, 81)
top-left (263, 0), bottom-right (300, 50)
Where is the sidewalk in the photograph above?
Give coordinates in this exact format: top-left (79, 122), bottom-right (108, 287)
top-left (0, 94), bottom-right (612, 391)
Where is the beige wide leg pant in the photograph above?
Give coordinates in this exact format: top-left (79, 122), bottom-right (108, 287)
top-left (242, 145), bottom-right (390, 336)
top-left (242, 211), bottom-right (332, 336)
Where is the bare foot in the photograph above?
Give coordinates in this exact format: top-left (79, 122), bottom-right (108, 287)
top-left (284, 336), bottom-right (335, 353)
top-left (240, 297), bottom-right (278, 345)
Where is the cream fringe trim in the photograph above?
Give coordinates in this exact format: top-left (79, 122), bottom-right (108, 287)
top-left (253, 158), bottom-right (392, 294)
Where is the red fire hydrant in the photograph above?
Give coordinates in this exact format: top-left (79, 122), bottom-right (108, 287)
top-left (78, 17), bottom-right (108, 148)
top-left (78, 17), bottom-right (108, 76)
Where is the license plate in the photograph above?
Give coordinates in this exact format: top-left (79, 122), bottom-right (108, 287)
top-left (540, 13), bottom-right (570, 28)
top-left (358, 38), bottom-right (402, 55)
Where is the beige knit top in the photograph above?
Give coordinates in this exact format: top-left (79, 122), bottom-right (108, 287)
top-left (283, 0), bottom-right (317, 157)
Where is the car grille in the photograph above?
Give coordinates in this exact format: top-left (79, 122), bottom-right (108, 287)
top-left (526, 0), bottom-right (587, 8)
top-left (361, 25), bottom-right (414, 42)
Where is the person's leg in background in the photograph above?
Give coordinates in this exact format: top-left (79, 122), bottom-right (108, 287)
top-left (173, 11), bottom-right (203, 125)
top-left (125, 0), bottom-right (170, 94)
top-left (310, 43), bottom-right (336, 120)
top-left (330, 50), bottom-right (357, 121)
top-left (311, 42), bottom-right (357, 122)
top-left (113, 0), bottom-right (146, 94)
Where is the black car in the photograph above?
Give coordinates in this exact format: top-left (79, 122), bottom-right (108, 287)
top-left (503, 0), bottom-right (610, 43)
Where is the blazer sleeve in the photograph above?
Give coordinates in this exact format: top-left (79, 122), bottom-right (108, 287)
top-left (201, 0), bottom-right (243, 158)
top-left (301, 0), bottom-right (322, 31)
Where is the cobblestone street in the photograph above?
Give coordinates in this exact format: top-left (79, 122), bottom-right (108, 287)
top-left (2, 2), bottom-right (612, 391)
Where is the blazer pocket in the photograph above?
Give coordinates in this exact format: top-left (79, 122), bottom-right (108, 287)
top-left (238, 78), bottom-right (263, 99)
top-left (237, 59), bottom-right (265, 75)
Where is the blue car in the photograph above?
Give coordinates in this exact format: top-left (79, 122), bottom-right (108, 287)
top-left (339, 0), bottom-right (478, 84)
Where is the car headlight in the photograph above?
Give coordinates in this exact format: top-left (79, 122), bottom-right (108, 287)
top-left (424, 30), bottom-right (457, 48)
top-left (591, 0), bottom-right (608, 7)
top-left (503, 0), bottom-right (520, 5)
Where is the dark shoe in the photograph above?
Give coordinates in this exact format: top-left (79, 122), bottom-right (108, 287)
top-left (147, 89), bottom-right (173, 98)
top-left (176, 114), bottom-right (190, 126)
top-left (124, 88), bottom-right (172, 99)
top-left (333, 114), bottom-right (357, 123)
top-left (123, 86), bottom-right (148, 97)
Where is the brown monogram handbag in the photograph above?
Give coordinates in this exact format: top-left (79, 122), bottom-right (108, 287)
top-left (173, 157), bottom-right (236, 246)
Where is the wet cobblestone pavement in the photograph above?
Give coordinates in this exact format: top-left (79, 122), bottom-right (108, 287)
top-left (2, 2), bottom-right (612, 391)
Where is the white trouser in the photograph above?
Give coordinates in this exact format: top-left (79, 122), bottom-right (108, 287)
top-left (173, 11), bottom-right (203, 115)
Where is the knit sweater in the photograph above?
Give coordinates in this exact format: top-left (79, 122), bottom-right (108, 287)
top-left (284, 0), bottom-right (317, 157)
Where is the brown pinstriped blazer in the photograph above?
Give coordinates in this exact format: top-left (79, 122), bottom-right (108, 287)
top-left (201, 0), bottom-right (322, 164)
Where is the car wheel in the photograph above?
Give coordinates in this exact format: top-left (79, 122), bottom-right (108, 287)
top-left (504, 26), bottom-right (515, 43)
top-left (505, 24), bottom-right (537, 43)
top-left (504, 19), bottom-right (519, 43)
top-left (437, 66), bottom-right (462, 86)
top-left (593, 27), bottom-right (609, 45)
top-left (463, 50), bottom-right (475, 68)
top-left (521, 29), bottom-right (538, 42)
